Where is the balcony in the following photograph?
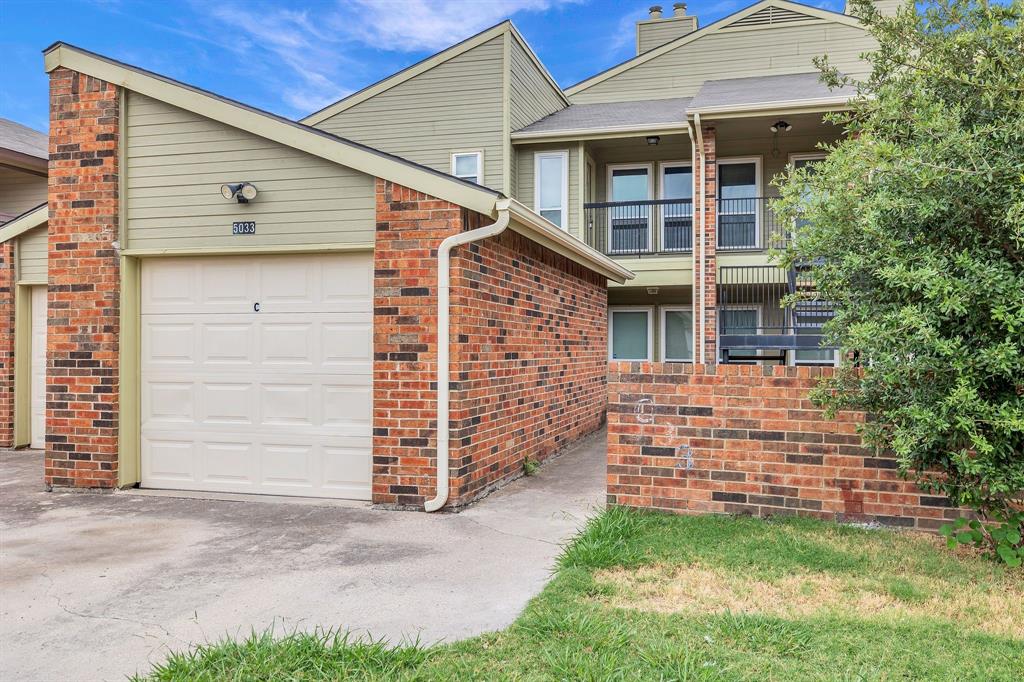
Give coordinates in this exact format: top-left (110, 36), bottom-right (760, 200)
top-left (717, 197), bottom-right (791, 251)
top-left (583, 199), bottom-right (693, 256)
top-left (717, 264), bottom-right (836, 364)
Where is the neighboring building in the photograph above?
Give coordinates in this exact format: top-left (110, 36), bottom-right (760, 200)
top-left (306, 0), bottom-right (887, 366)
top-left (0, 0), bottom-right (889, 508)
top-left (0, 119), bottom-right (48, 453)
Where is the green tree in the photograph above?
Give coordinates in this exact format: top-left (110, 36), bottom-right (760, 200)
top-left (773, 0), bottom-right (1024, 562)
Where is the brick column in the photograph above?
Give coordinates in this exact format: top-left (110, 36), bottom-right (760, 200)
top-left (46, 68), bottom-right (121, 488)
top-left (0, 242), bottom-right (14, 447)
top-left (698, 124), bottom-right (717, 363)
top-left (372, 179), bottom-right (464, 507)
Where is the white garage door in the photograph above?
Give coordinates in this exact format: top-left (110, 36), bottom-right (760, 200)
top-left (140, 253), bottom-right (373, 500)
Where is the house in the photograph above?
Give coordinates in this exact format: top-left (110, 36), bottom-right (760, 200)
top-left (0, 119), bottom-right (48, 452)
top-left (0, 0), bottom-right (891, 509)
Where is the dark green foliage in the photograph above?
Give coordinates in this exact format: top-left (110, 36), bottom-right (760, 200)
top-left (773, 0), bottom-right (1024, 558)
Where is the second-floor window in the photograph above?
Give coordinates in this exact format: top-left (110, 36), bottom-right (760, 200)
top-left (452, 152), bottom-right (482, 185)
top-left (535, 151), bottom-right (568, 229)
top-left (718, 157), bottom-right (761, 249)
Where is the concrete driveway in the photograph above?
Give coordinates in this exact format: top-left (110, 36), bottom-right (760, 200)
top-left (0, 431), bottom-right (605, 681)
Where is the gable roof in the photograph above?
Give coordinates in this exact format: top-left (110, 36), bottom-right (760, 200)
top-left (301, 21), bottom-right (568, 126)
top-left (43, 42), bottom-right (500, 216)
top-left (566, 1), bottom-right (865, 98)
top-left (687, 72), bottom-right (856, 115)
top-left (512, 97), bottom-right (690, 139)
top-left (0, 118), bottom-right (47, 160)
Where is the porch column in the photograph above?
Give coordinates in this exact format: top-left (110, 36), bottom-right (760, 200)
top-left (698, 124), bottom-right (718, 363)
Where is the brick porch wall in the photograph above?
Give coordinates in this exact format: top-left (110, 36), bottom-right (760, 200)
top-left (373, 180), bottom-right (609, 509)
top-left (447, 229), bottom-right (607, 506)
top-left (607, 362), bottom-right (965, 531)
top-left (697, 125), bottom-right (717, 364)
top-left (0, 242), bottom-right (14, 447)
top-left (45, 68), bottom-right (121, 488)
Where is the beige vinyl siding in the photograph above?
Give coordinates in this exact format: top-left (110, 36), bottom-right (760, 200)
top-left (124, 92), bottom-right (374, 250)
top-left (16, 225), bottom-right (48, 283)
top-left (0, 167), bottom-right (47, 223)
top-left (508, 38), bottom-right (565, 131)
top-left (570, 21), bottom-right (876, 103)
top-left (515, 142), bottom-right (581, 237)
top-left (312, 36), bottom-right (506, 192)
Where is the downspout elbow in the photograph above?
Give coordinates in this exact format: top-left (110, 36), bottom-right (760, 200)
top-left (424, 201), bottom-right (512, 512)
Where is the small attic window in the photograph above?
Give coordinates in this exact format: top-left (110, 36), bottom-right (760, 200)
top-left (452, 152), bottom-right (482, 185)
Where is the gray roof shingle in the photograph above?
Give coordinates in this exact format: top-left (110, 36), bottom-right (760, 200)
top-left (0, 117), bottom-right (47, 159)
top-left (687, 72), bottom-right (855, 112)
top-left (514, 97), bottom-right (691, 135)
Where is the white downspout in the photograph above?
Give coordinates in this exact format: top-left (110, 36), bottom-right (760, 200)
top-left (694, 113), bottom-right (706, 364)
top-left (425, 198), bottom-right (512, 512)
top-left (686, 120), bottom-right (698, 365)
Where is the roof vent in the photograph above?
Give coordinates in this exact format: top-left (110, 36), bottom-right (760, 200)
top-left (673, 3), bottom-right (687, 16)
top-left (649, 5), bottom-right (663, 19)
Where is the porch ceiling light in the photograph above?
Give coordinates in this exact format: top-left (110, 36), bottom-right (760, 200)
top-left (220, 182), bottom-right (259, 203)
top-left (645, 135), bottom-right (661, 146)
top-left (770, 120), bottom-right (792, 133)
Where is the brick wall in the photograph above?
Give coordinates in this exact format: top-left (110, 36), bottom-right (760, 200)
top-left (373, 180), bottom-right (608, 509)
top-left (45, 68), bottom-right (121, 488)
top-left (607, 362), bottom-right (965, 531)
top-left (0, 242), bottom-right (13, 447)
top-left (448, 229), bottom-right (607, 506)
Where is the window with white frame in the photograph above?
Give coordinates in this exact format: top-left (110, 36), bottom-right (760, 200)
top-left (452, 151), bottom-right (482, 185)
top-left (534, 150), bottom-right (568, 229)
top-left (609, 307), bottom-right (652, 360)
top-left (659, 162), bottom-right (693, 252)
top-left (720, 306), bottom-right (762, 364)
top-left (607, 164), bottom-right (652, 253)
top-left (718, 157), bottom-right (761, 249)
top-left (661, 306), bottom-right (694, 361)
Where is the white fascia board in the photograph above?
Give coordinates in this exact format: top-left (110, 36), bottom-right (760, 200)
top-left (504, 199), bottom-right (634, 283)
top-left (511, 122), bottom-right (689, 142)
top-left (0, 204), bottom-right (47, 243)
top-left (44, 43), bottom-right (500, 217)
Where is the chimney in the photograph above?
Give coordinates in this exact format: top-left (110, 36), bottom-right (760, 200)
top-left (636, 3), bottom-right (698, 55)
top-left (845, 0), bottom-right (902, 17)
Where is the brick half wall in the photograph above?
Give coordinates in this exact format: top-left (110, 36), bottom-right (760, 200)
top-left (608, 362), bottom-right (966, 531)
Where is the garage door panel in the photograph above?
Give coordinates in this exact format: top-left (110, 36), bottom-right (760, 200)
top-left (141, 253), bottom-right (373, 500)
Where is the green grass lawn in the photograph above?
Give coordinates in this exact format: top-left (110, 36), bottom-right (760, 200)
top-left (139, 509), bottom-right (1023, 681)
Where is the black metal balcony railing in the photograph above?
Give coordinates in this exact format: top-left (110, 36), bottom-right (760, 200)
top-left (717, 265), bottom-right (837, 363)
top-left (583, 199), bottom-right (693, 256)
top-left (717, 197), bottom-right (791, 251)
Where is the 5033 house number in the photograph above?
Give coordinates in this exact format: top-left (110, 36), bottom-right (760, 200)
top-left (232, 221), bottom-right (256, 235)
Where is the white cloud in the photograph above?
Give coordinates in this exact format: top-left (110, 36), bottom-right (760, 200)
top-left (333, 0), bottom-right (583, 52)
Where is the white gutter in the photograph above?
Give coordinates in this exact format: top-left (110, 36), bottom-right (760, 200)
top-left (694, 113), bottom-right (706, 364)
top-left (425, 199), bottom-right (513, 512)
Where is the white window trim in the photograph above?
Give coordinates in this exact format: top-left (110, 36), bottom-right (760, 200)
top-left (534, 150), bottom-right (569, 230)
top-left (606, 163), bottom-right (653, 254)
top-left (658, 161), bottom-right (693, 253)
top-left (788, 152), bottom-right (827, 167)
top-left (719, 304), bottom-right (763, 363)
top-left (660, 305), bottom-right (694, 362)
top-left (717, 156), bottom-right (763, 249)
top-left (451, 150), bottom-right (483, 184)
top-left (609, 306), bottom-right (654, 361)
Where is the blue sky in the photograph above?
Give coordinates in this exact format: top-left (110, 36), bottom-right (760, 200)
top-left (0, 0), bottom-right (846, 132)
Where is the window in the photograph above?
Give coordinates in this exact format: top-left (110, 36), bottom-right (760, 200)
top-left (452, 152), bottom-right (482, 185)
top-left (792, 308), bottom-right (838, 366)
top-left (661, 306), bottom-right (694, 361)
top-left (660, 162), bottom-right (692, 252)
top-left (720, 306), bottom-right (762, 364)
top-left (789, 153), bottom-right (826, 236)
top-left (718, 157), bottom-right (761, 249)
top-left (609, 307), bottom-right (652, 360)
top-left (607, 164), bottom-right (652, 253)
top-left (534, 151), bottom-right (569, 229)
